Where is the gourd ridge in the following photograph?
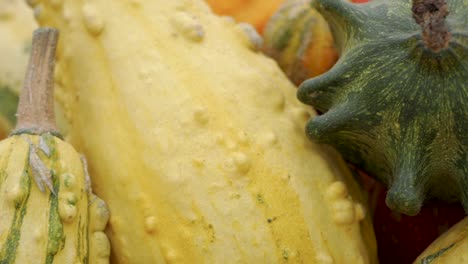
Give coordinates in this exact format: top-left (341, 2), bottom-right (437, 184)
top-left (298, 0), bottom-right (467, 216)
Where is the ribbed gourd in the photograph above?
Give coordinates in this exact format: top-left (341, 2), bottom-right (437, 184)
top-left (0, 0), bottom-right (37, 138)
top-left (263, 0), bottom-right (339, 85)
top-left (413, 217), bottom-right (468, 263)
top-left (31, 0), bottom-right (377, 263)
top-left (298, 0), bottom-right (467, 215)
top-left (0, 28), bottom-right (110, 264)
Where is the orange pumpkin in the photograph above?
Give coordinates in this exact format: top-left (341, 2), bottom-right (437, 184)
top-left (204, 0), bottom-right (284, 34)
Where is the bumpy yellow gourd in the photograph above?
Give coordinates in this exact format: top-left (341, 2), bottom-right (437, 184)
top-left (32, 0), bottom-right (377, 263)
top-left (0, 134), bottom-right (110, 264)
top-left (0, 28), bottom-right (110, 264)
top-left (414, 217), bottom-right (468, 264)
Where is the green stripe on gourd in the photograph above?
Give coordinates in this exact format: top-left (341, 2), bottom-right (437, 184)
top-left (0, 28), bottom-right (110, 264)
top-left (298, 0), bottom-right (467, 215)
top-left (45, 161), bottom-right (64, 264)
top-left (0, 169), bottom-right (31, 264)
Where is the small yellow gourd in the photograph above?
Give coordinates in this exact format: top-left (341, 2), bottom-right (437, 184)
top-left (414, 217), bottom-right (468, 264)
top-left (32, 0), bottom-right (377, 263)
top-left (0, 28), bottom-right (110, 264)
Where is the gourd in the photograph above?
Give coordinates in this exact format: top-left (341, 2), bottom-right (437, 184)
top-left (0, 28), bottom-right (110, 264)
top-left (204, 0), bottom-right (284, 34)
top-left (263, 0), bottom-right (338, 85)
top-left (298, 0), bottom-right (467, 215)
top-left (31, 0), bottom-right (377, 263)
top-left (413, 217), bottom-right (468, 263)
top-left (0, 0), bottom-right (37, 138)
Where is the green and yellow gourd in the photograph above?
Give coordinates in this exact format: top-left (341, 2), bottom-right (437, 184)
top-left (0, 0), bottom-right (37, 138)
top-left (31, 0), bottom-right (377, 263)
top-left (298, 0), bottom-right (467, 215)
top-left (263, 0), bottom-right (339, 85)
top-left (0, 28), bottom-right (110, 263)
top-left (414, 217), bottom-right (468, 263)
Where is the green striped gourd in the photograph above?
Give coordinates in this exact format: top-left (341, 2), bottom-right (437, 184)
top-left (298, 0), bottom-right (468, 215)
top-left (0, 28), bottom-right (110, 264)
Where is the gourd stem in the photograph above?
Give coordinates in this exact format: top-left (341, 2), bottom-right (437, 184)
top-left (412, 0), bottom-right (451, 52)
top-left (12, 27), bottom-right (60, 136)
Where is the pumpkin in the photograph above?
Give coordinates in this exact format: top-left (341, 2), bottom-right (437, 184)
top-left (31, 0), bottom-right (377, 263)
top-left (298, 0), bottom-right (468, 215)
top-left (0, 0), bottom-right (37, 137)
top-left (263, 0), bottom-right (339, 85)
top-left (204, 0), bottom-right (284, 34)
top-left (413, 217), bottom-right (468, 263)
top-left (0, 28), bottom-right (110, 264)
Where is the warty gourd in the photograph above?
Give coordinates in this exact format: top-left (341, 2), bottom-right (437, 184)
top-left (298, 0), bottom-right (468, 216)
top-left (31, 0), bottom-right (377, 263)
top-left (0, 28), bottom-right (110, 264)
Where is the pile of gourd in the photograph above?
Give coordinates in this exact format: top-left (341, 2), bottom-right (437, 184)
top-left (0, 0), bottom-right (465, 263)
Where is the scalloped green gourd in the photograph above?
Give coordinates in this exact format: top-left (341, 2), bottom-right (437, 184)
top-left (298, 0), bottom-right (467, 216)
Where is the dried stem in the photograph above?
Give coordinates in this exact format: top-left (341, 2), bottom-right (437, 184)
top-left (12, 27), bottom-right (60, 136)
top-left (412, 0), bottom-right (451, 52)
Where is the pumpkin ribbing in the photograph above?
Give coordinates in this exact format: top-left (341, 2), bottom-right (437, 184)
top-left (298, 0), bottom-right (467, 215)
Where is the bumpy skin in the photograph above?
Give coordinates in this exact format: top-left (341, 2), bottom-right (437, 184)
top-left (31, 0), bottom-right (377, 263)
top-left (298, 0), bottom-right (467, 215)
top-left (0, 134), bottom-right (110, 263)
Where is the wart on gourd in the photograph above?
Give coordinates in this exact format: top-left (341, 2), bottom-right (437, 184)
top-left (298, 0), bottom-right (467, 215)
top-left (0, 28), bottom-right (110, 263)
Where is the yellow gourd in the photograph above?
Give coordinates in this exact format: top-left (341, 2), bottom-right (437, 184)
top-left (414, 217), bottom-right (468, 264)
top-left (0, 28), bottom-right (110, 264)
top-left (32, 0), bottom-right (377, 263)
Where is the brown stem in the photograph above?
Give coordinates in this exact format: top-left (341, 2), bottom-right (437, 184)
top-left (12, 27), bottom-right (60, 136)
top-left (412, 0), bottom-right (451, 52)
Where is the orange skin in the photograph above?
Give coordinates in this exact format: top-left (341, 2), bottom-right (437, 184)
top-left (205, 0), bottom-right (284, 34)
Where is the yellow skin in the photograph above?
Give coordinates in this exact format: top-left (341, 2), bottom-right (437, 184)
top-left (32, 0), bottom-right (377, 263)
top-left (0, 134), bottom-right (110, 264)
top-left (414, 217), bottom-right (468, 264)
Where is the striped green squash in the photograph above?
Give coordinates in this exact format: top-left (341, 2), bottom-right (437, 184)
top-left (0, 134), bottom-right (110, 264)
top-left (0, 28), bottom-right (110, 264)
top-left (298, 0), bottom-right (468, 215)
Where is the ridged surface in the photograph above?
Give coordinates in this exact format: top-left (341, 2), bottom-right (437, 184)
top-left (263, 0), bottom-right (338, 85)
top-left (32, 0), bottom-right (377, 263)
top-left (298, 0), bottom-right (468, 215)
top-left (0, 135), bottom-right (110, 263)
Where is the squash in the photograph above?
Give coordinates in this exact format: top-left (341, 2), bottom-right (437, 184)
top-left (32, 0), bottom-right (377, 263)
top-left (0, 28), bottom-right (110, 264)
top-left (298, 0), bottom-right (468, 215)
top-left (263, 0), bottom-right (339, 85)
top-left (204, 0), bottom-right (284, 34)
top-left (413, 217), bottom-right (468, 263)
top-left (0, 0), bottom-right (37, 138)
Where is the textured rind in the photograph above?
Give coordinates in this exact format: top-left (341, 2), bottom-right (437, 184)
top-left (298, 0), bottom-right (468, 215)
top-left (0, 135), bottom-right (110, 263)
top-left (413, 217), bottom-right (468, 263)
top-left (33, 0), bottom-right (377, 263)
top-left (263, 0), bottom-right (338, 85)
